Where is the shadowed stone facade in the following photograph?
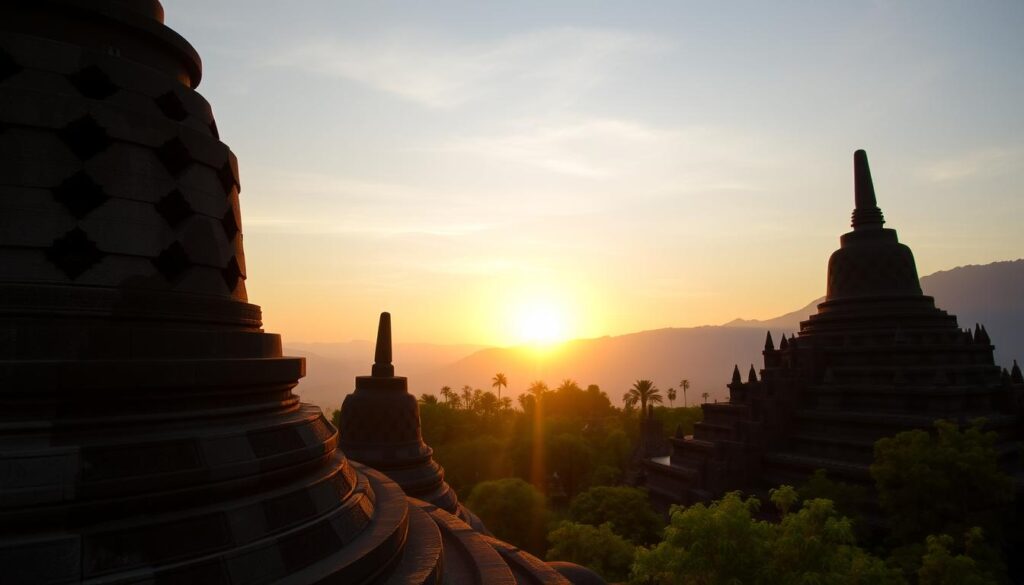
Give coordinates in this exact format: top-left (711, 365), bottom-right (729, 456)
top-left (0, 2), bottom-right (598, 583)
top-left (644, 150), bottom-right (1024, 506)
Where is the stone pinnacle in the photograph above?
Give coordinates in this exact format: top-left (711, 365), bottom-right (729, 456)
top-left (372, 312), bottom-right (395, 377)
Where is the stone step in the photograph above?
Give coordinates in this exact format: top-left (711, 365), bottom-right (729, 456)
top-left (481, 535), bottom-right (571, 585)
top-left (412, 500), bottom-right (516, 585)
top-left (382, 499), bottom-right (443, 585)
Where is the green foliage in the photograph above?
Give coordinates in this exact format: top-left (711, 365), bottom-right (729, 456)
top-left (568, 486), bottom-right (663, 545)
top-left (433, 435), bottom-right (506, 494)
top-left (769, 484), bottom-right (798, 516)
top-left (547, 522), bottom-right (637, 582)
top-left (871, 420), bottom-right (1014, 546)
top-left (467, 478), bottom-right (549, 555)
top-left (917, 529), bottom-right (1001, 585)
top-left (631, 492), bottom-right (904, 585)
top-left (548, 432), bottom-right (594, 498)
top-left (799, 469), bottom-right (868, 522)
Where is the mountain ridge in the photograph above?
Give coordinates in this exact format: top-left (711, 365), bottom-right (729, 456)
top-left (291, 259), bottom-right (1024, 411)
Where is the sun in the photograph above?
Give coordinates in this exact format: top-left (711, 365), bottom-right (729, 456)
top-left (515, 301), bottom-right (567, 345)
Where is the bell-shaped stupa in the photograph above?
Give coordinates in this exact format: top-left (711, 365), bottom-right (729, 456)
top-left (339, 313), bottom-right (486, 531)
top-left (0, 2), bottom-right (597, 582)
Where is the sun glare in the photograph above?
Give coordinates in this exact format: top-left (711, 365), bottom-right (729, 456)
top-left (515, 302), bottom-right (566, 345)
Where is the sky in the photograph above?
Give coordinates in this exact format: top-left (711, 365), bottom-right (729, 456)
top-left (165, 1), bottom-right (1024, 346)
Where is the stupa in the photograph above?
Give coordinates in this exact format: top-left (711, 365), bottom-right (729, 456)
top-left (338, 312), bottom-right (486, 532)
top-left (0, 2), bottom-right (598, 582)
top-left (644, 150), bottom-right (1024, 505)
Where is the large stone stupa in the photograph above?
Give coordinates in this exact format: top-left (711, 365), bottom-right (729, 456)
top-left (0, 2), bottom-right (596, 583)
top-left (644, 150), bottom-right (1024, 506)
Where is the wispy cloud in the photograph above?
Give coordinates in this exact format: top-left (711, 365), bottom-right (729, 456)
top-left (267, 26), bottom-right (667, 108)
top-left (438, 116), bottom-right (778, 189)
top-left (920, 148), bottom-right (1020, 183)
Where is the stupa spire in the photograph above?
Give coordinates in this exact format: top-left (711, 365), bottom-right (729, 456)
top-left (851, 149), bottom-right (885, 230)
top-left (371, 312), bottom-right (395, 377)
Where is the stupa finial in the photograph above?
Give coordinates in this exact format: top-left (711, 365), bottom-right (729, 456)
top-left (372, 312), bottom-right (395, 377)
top-left (851, 149), bottom-right (885, 230)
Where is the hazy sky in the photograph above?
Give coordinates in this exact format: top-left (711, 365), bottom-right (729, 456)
top-left (166, 1), bottom-right (1024, 346)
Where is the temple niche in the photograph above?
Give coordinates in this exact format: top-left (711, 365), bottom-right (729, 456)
top-left (644, 150), bottom-right (1024, 507)
top-left (0, 2), bottom-right (599, 583)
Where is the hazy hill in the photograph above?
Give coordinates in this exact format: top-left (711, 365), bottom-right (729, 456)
top-left (292, 260), bottom-right (1023, 411)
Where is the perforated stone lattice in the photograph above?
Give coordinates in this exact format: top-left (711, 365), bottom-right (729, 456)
top-left (154, 189), bottom-right (194, 227)
top-left (155, 90), bottom-right (188, 122)
top-left (220, 207), bottom-right (239, 241)
top-left (58, 115), bottom-right (113, 160)
top-left (67, 65), bottom-right (119, 100)
top-left (221, 256), bottom-right (242, 291)
top-left (217, 161), bottom-right (237, 195)
top-left (46, 227), bottom-right (104, 279)
top-left (152, 241), bottom-right (191, 282)
top-left (155, 137), bottom-right (192, 176)
top-left (52, 171), bottom-right (109, 219)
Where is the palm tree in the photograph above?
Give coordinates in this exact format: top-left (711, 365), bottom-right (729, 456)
top-left (419, 393), bottom-right (439, 405)
top-left (527, 380), bottom-right (549, 399)
top-left (461, 385), bottom-right (474, 411)
top-left (679, 379), bottom-right (690, 407)
top-left (499, 396), bottom-right (512, 411)
top-left (492, 372), bottom-right (508, 402)
top-left (666, 387), bottom-right (676, 408)
top-left (623, 379), bottom-right (663, 413)
top-left (701, 391), bottom-right (709, 404)
top-left (440, 386), bottom-right (455, 407)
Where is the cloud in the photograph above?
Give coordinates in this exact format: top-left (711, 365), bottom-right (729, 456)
top-left (267, 26), bottom-right (667, 108)
top-left (438, 116), bottom-right (776, 189)
top-left (920, 148), bottom-right (1020, 183)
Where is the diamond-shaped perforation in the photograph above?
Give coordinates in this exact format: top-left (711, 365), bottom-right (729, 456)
top-left (217, 161), bottom-right (238, 195)
top-left (155, 90), bottom-right (188, 121)
top-left (68, 65), bottom-right (118, 99)
top-left (46, 227), bottom-right (103, 279)
top-left (0, 46), bottom-right (21, 82)
top-left (221, 207), bottom-right (239, 241)
top-left (58, 115), bottom-right (113, 160)
top-left (152, 242), bottom-right (191, 282)
top-left (155, 189), bottom-right (194, 227)
top-left (222, 256), bottom-right (242, 292)
top-left (52, 171), bottom-right (109, 218)
top-left (155, 137), bottom-right (192, 176)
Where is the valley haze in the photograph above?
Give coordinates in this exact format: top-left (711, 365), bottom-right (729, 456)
top-left (292, 259), bottom-right (1024, 412)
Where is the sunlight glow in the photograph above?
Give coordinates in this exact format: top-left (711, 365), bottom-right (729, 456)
top-left (514, 301), bottom-right (567, 345)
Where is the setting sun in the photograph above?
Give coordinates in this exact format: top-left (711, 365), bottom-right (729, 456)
top-left (514, 301), bottom-right (567, 345)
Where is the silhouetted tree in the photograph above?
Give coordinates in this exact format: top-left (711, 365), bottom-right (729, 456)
top-left (492, 372), bottom-right (508, 402)
top-left (419, 393), bottom-right (438, 405)
top-left (679, 378), bottom-right (690, 407)
top-left (666, 387), bottom-right (676, 408)
top-left (623, 379), bottom-right (662, 413)
top-left (701, 391), bottom-right (709, 404)
top-left (440, 385), bottom-right (456, 407)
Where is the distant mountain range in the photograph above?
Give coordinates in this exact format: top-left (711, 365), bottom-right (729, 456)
top-left (290, 260), bottom-right (1024, 412)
